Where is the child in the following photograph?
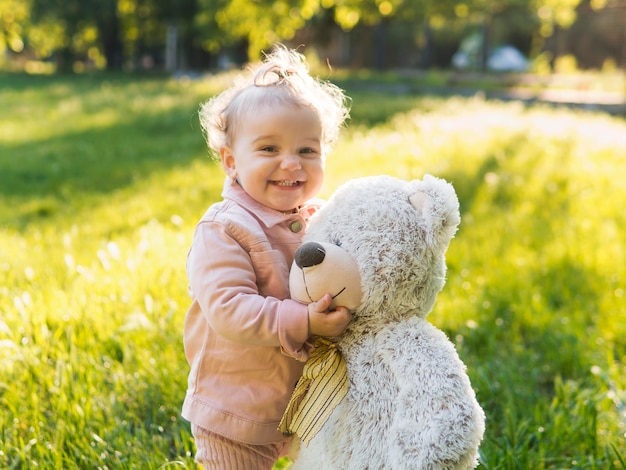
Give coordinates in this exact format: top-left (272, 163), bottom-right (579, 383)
top-left (182, 45), bottom-right (352, 469)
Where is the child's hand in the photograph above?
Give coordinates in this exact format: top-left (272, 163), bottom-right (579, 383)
top-left (308, 293), bottom-right (352, 337)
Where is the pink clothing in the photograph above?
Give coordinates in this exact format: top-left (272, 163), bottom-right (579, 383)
top-left (182, 179), bottom-right (318, 445)
top-left (192, 424), bottom-right (291, 469)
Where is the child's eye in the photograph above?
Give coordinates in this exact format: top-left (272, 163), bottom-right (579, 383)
top-left (300, 148), bottom-right (318, 155)
top-left (261, 146), bottom-right (277, 152)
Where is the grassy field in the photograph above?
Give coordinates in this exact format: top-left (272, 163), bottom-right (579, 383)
top-left (1, 70), bottom-right (625, 469)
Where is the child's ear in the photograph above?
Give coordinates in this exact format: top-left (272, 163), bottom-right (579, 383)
top-left (220, 146), bottom-right (237, 179)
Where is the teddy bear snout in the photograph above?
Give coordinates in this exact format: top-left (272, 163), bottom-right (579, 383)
top-left (294, 242), bottom-right (326, 268)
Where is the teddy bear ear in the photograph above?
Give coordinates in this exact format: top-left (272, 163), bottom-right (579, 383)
top-left (408, 191), bottom-right (426, 213)
top-left (409, 174), bottom-right (461, 248)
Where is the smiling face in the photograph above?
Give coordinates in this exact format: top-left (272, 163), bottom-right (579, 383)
top-left (220, 101), bottom-right (325, 213)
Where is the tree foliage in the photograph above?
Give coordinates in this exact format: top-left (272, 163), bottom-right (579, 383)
top-left (0, 0), bottom-right (31, 54)
top-left (0, 0), bottom-right (599, 70)
top-left (194, 0), bottom-right (321, 59)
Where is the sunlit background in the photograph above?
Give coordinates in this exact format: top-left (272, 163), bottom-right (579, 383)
top-left (1, 0), bottom-right (625, 75)
top-left (1, 0), bottom-right (626, 468)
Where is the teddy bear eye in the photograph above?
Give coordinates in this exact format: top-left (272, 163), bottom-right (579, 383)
top-left (332, 239), bottom-right (342, 247)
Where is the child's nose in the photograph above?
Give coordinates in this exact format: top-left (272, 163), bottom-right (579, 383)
top-left (281, 153), bottom-right (302, 170)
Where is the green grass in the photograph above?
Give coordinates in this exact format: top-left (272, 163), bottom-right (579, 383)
top-left (325, 68), bottom-right (626, 95)
top-left (1, 71), bottom-right (625, 469)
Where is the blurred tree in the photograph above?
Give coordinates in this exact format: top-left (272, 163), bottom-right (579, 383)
top-left (30, 0), bottom-right (81, 71)
top-left (195, 0), bottom-right (321, 60)
top-left (156, 0), bottom-right (199, 68)
top-left (29, 0), bottom-right (120, 71)
top-left (320, 0), bottom-right (586, 69)
top-left (0, 0), bottom-right (31, 56)
top-left (118, 0), bottom-right (199, 69)
top-left (26, 0), bottom-right (199, 70)
top-left (94, 0), bottom-right (123, 69)
top-left (1, 0), bottom-right (609, 71)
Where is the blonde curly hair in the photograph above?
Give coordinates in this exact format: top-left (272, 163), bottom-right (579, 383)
top-left (199, 45), bottom-right (350, 159)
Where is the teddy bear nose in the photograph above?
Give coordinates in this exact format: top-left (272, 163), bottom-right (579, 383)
top-left (294, 242), bottom-right (326, 268)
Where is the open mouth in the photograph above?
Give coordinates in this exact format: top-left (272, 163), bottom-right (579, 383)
top-left (272, 180), bottom-right (303, 187)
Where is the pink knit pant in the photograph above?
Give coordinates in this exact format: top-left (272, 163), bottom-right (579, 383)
top-left (192, 424), bottom-right (291, 469)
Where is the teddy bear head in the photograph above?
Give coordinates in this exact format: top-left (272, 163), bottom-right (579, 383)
top-left (290, 174), bottom-right (460, 329)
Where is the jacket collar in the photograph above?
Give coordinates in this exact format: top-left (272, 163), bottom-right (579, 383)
top-left (222, 177), bottom-right (305, 228)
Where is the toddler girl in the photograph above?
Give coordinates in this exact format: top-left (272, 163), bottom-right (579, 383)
top-left (182, 46), bottom-right (352, 469)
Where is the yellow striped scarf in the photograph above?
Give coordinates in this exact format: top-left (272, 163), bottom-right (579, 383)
top-left (278, 337), bottom-right (348, 445)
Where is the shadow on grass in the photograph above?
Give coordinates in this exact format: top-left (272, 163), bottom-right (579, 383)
top-left (1, 94), bottom-right (209, 228)
top-left (1, 73), bottom-right (438, 229)
top-left (1, 108), bottom-right (204, 197)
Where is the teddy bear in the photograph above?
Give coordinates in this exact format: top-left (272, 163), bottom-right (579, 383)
top-left (281, 174), bottom-right (485, 469)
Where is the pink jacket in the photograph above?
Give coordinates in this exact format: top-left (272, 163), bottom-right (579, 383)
top-left (182, 179), bottom-right (319, 445)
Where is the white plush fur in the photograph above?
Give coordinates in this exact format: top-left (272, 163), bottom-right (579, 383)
top-left (290, 175), bottom-right (485, 469)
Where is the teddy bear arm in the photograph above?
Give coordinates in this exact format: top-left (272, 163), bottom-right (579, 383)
top-left (388, 381), bottom-right (483, 469)
top-left (381, 326), bottom-right (484, 469)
